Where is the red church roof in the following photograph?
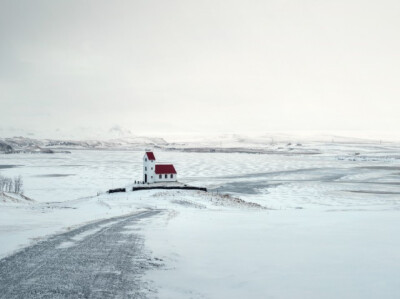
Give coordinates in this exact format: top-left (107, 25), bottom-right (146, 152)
top-left (146, 152), bottom-right (156, 160)
top-left (155, 164), bottom-right (177, 174)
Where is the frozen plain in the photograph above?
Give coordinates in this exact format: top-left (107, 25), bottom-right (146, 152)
top-left (1, 143), bottom-right (400, 298)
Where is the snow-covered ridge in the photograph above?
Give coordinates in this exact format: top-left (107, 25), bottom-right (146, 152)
top-left (0, 192), bottom-right (34, 204)
top-left (0, 136), bottom-right (168, 153)
top-left (2, 133), bottom-right (400, 155)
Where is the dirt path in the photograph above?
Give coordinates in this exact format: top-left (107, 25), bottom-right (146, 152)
top-left (0, 210), bottom-right (162, 298)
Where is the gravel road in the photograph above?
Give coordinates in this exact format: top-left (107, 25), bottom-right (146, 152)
top-left (0, 210), bottom-right (162, 299)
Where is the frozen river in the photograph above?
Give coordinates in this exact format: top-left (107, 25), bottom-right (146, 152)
top-left (1, 146), bottom-right (400, 211)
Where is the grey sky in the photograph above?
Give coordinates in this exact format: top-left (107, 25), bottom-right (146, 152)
top-left (1, 0), bottom-right (399, 138)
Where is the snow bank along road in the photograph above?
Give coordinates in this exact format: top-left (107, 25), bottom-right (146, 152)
top-left (0, 210), bottom-right (162, 299)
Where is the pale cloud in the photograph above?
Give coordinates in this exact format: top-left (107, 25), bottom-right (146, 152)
top-left (1, 0), bottom-right (399, 138)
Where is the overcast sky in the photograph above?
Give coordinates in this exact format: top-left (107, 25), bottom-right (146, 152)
top-left (1, 0), bottom-right (399, 138)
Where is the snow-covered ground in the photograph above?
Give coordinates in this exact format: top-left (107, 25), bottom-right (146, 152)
top-left (144, 209), bottom-right (400, 299)
top-left (1, 144), bottom-right (400, 298)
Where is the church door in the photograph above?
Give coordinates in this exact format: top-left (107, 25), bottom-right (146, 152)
top-left (145, 174), bottom-right (147, 183)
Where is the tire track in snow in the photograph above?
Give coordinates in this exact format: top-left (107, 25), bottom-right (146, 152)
top-left (0, 210), bottom-right (163, 299)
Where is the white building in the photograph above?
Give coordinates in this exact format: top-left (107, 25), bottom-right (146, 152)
top-left (143, 151), bottom-right (177, 183)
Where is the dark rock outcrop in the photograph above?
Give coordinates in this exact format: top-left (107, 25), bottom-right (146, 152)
top-left (0, 141), bottom-right (13, 153)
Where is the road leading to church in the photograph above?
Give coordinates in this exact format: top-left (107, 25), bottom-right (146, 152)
top-left (0, 210), bottom-right (162, 299)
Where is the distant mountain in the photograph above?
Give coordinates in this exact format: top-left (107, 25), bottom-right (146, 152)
top-left (0, 135), bottom-right (169, 153)
top-left (0, 138), bottom-right (70, 154)
top-left (107, 125), bottom-right (134, 138)
top-left (1, 132), bottom-right (395, 155)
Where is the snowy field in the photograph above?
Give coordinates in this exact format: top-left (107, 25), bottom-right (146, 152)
top-left (1, 143), bottom-right (400, 298)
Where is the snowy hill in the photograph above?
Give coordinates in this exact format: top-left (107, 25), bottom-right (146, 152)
top-left (0, 192), bottom-right (34, 204)
top-left (0, 136), bottom-right (168, 153)
top-left (2, 132), bottom-right (399, 154)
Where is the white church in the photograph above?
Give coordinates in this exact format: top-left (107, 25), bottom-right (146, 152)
top-left (143, 151), bottom-right (177, 183)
